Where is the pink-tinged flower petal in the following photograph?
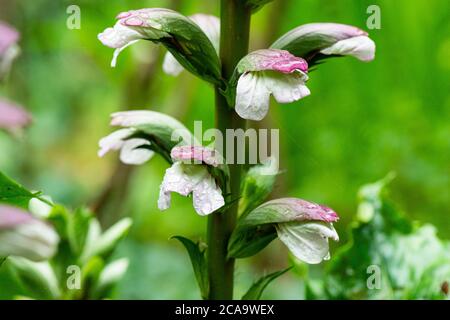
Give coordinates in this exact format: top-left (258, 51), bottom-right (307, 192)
top-left (238, 49), bottom-right (308, 74)
top-left (0, 205), bottom-right (59, 261)
top-left (271, 23), bottom-right (375, 62)
top-left (0, 99), bottom-right (32, 132)
top-left (170, 146), bottom-right (221, 167)
top-left (235, 55), bottom-right (310, 121)
top-left (0, 205), bottom-right (33, 229)
top-left (258, 198), bottom-right (339, 223)
top-left (158, 161), bottom-right (224, 215)
top-left (0, 21), bottom-right (19, 56)
top-left (276, 221), bottom-right (339, 264)
top-left (320, 35), bottom-right (375, 62)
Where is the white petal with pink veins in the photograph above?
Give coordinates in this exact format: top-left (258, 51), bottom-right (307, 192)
top-left (320, 35), bottom-right (375, 62)
top-left (276, 222), bottom-right (339, 264)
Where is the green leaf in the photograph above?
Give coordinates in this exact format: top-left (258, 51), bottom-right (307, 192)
top-left (67, 208), bottom-right (92, 256)
top-left (0, 171), bottom-right (37, 209)
top-left (242, 267), bottom-right (291, 300)
top-left (172, 236), bottom-right (209, 299)
top-left (239, 158), bottom-right (279, 217)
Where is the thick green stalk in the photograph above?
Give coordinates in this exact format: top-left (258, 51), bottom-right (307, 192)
top-left (207, 0), bottom-right (251, 300)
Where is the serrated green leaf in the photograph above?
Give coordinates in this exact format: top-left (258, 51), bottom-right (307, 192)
top-left (242, 267), bottom-right (291, 300)
top-left (172, 236), bottom-right (208, 299)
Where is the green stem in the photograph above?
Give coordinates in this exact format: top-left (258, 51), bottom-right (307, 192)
top-left (207, 0), bottom-right (251, 300)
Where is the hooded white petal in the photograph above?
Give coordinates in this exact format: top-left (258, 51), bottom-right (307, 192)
top-left (236, 70), bottom-right (310, 121)
top-left (235, 72), bottom-right (271, 121)
top-left (276, 222), bottom-right (339, 264)
top-left (158, 162), bottom-right (224, 215)
top-left (98, 22), bottom-right (143, 67)
top-left (192, 174), bottom-right (225, 216)
top-left (98, 128), bottom-right (153, 165)
top-left (119, 138), bottom-right (153, 165)
top-left (265, 70), bottom-right (310, 104)
top-left (0, 220), bottom-right (59, 262)
top-left (320, 35), bottom-right (375, 62)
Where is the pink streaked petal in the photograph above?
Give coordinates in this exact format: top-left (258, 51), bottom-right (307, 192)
top-left (0, 99), bottom-right (31, 131)
top-left (261, 198), bottom-right (339, 223)
top-left (238, 49), bottom-right (308, 74)
top-left (171, 146), bottom-right (221, 167)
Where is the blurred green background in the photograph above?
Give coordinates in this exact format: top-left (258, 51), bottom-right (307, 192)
top-left (0, 0), bottom-right (448, 299)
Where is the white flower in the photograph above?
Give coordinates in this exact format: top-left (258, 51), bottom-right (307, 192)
top-left (235, 49), bottom-right (310, 121)
top-left (98, 9), bottom-right (170, 67)
top-left (158, 146), bottom-right (225, 216)
top-left (98, 128), bottom-right (154, 165)
top-left (0, 205), bottom-right (59, 261)
top-left (163, 14), bottom-right (220, 76)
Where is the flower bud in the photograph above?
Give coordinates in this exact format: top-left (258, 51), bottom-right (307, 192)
top-left (0, 205), bottom-right (59, 261)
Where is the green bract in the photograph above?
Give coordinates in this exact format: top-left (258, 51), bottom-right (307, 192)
top-left (244, 0), bottom-right (274, 12)
top-left (239, 158), bottom-right (279, 216)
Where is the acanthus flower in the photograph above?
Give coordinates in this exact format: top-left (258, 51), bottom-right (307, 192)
top-left (0, 205), bottom-right (59, 262)
top-left (158, 146), bottom-right (225, 216)
top-left (234, 49), bottom-right (310, 121)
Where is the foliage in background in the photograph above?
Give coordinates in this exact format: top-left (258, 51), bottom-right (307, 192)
top-left (305, 175), bottom-right (450, 300)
